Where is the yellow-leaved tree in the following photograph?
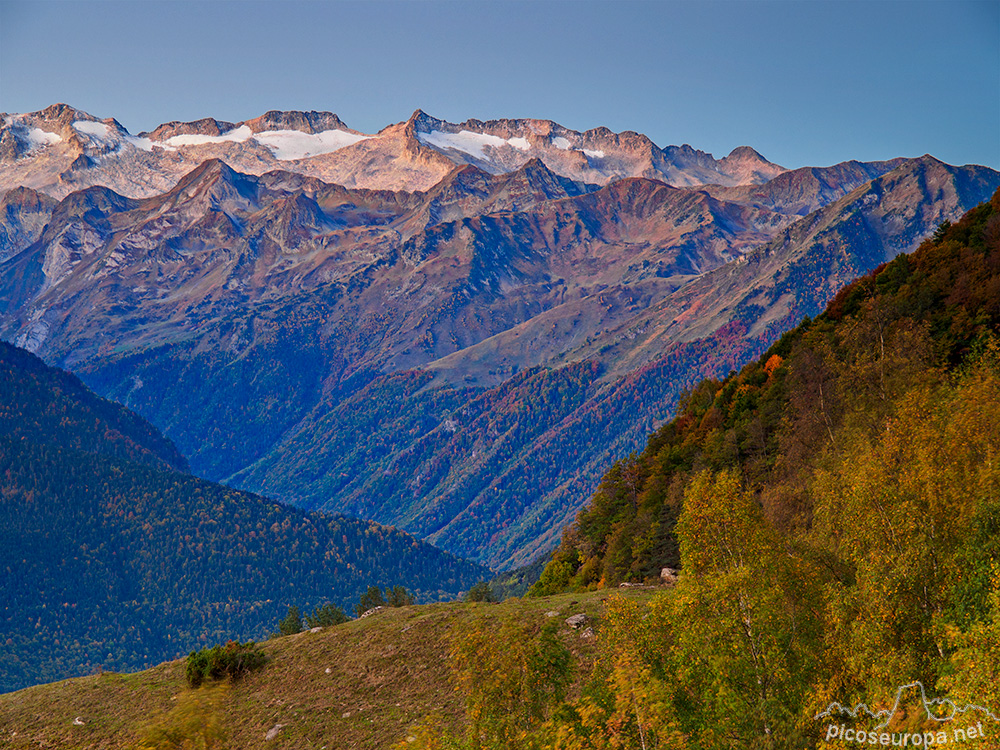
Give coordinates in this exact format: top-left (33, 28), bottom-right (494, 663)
top-left (399, 607), bottom-right (574, 750)
top-left (810, 352), bottom-right (1000, 729)
top-left (669, 469), bottom-right (824, 749)
top-left (543, 593), bottom-right (685, 750)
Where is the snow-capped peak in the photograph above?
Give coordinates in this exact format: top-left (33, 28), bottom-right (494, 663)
top-left (3, 115), bottom-right (64, 154)
top-left (71, 119), bottom-right (161, 154)
top-left (152, 124), bottom-right (372, 160)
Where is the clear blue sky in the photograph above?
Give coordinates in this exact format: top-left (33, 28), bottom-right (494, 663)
top-left (1, 0), bottom-right (997, 170)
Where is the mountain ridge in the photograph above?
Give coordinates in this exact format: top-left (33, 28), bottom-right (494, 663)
top-left (3, 103), bottom-right (792, 200)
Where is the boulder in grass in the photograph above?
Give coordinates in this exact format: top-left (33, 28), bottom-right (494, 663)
top-left (265, 724), bottom-right (285, 740)
top-left (565, 613), bottom-right (588, 629)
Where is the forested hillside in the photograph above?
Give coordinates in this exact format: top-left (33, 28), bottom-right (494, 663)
top-left (0, 346), bottom-right (487, 693)
top-left (539, 189), bottom-right (1000, 590)
top-left (504, 189), bottom-right (1000, 746)
top-left (0, 341), bottom-right (187, 472)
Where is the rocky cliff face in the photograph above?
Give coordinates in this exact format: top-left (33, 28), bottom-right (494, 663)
top-left (0, 186), bottom-right (57, 263)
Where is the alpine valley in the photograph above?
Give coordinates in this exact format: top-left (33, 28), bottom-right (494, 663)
top-left (2, 103), bottom-right (998, 578)
top-left (0, 339), bottom-right (487, 694)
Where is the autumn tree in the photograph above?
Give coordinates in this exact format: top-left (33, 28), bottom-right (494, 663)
top-left (449, 611), bottom-right (573, 749)
top-left (669, 470), bottom-right (823, 748)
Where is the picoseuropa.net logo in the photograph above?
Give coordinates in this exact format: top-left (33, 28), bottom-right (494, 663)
top-left (816, 682), bottom-right (999, 746)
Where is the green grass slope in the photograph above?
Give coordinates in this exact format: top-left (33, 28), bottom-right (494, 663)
top-left (0, 590), bottom-right (630, 749)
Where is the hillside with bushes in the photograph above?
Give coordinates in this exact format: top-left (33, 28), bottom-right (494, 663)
top-left (514, 190), bottom-right (1000, 745)
top-left (0, 590), bottom-right (622, 749)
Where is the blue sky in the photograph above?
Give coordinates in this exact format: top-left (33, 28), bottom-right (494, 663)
top-left (1, 0), bottom-right (997, 170)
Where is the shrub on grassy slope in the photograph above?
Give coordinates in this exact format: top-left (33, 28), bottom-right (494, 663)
top-left (185, 641), bottom-right (267, 688)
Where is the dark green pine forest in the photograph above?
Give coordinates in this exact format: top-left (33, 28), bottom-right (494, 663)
top-left (0, 343), bottom-right (487, 694)
top-left (506, 189), bottom-right (1000, 747)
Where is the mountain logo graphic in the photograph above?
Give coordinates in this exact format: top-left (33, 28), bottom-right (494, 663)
top-left (816, 681), bottom-right (999, 732)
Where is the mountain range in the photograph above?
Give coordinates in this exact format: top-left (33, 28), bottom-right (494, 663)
top-left (1, 104), bottom-right (784, 199)
top-left (1, 104), bottom-right (997, 569)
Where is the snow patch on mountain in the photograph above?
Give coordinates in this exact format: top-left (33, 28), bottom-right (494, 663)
top-left (253, 129), bottom-right (371, 160)
top-left (418, 129), bottom-right (529, 160)
top-left (126, 135), bottom-right (157, 152)
top-left (549, 135), bottom-right (602, 160)
top-left (73, 120), bottom-right (163, 153)
top-left (6, 112), bottom-right (64, 153)
top-left (26, 127), bottom-right (63, 152)
top-left (72, 121), bottom-right (111, 139)
top-left (162, 125), bottom-right (253, 148)
top-left (153, 125), bottom-right (369, 159)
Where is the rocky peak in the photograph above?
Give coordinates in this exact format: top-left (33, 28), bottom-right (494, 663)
top-left (449, 116), bottom-right (555, 144)
top-left (34, 103), bottom-right (98, 130)
top-left (585, 126), bottom-right (616, 140)
top-left (1, 105), bottom-right (87, 161)
top-left (724, 145), bottom-right (769, 163)
top-left (141, 117), bottom-right (239, 141)
top-left (517, 156), bottom-right (557, 179)
top-left (405, 109), bottom-right (439, 134)
top-left (661, 143), bottom-right (718, 168)
top-left (504, 157), bottom-right (588, 197)
top-left (257, 191), bottom-right (330, 238)
top-left (600, 176), bottom-right (676, 201)
top-left (718, 145), bottom-right (785, 184)
top-left (43, 186), bottom-right (136, 238)
top-left (242, 110), bottom-right (352, 135)
top-left (398, 110), bottom-right (456, 164)
top-left (1, 185), bottom-right (56, 213)
top-left (175, 157), bottom-right (238, 184)
top-left (168, 159), bottom-right (262, 212)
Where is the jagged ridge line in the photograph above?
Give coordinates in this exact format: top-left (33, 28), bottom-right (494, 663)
top-left (815, 681), bottom-right (1000, 731)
